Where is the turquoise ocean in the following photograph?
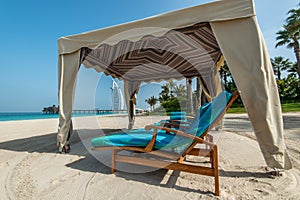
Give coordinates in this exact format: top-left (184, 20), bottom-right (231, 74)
top-left (0, 112), bottom-right (123, 122)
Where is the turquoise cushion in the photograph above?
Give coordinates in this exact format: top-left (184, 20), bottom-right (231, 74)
top-left (170, 111), bottom-right (186, 115)
top-left (170, 115), bottom-right (186, 120)
top-left (190, 91), bottom-right (232, 136)
top-left (91, 130), bottom-right (191, 151)
top-left (169, 111), bottom-right (186, 120)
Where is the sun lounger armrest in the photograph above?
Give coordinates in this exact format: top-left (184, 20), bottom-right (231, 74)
top-left (167, 120), bottom-right (191, 125)
top-left (144, 128), bottom-right (158, 152)
top-left (145, 125), bottom-right (192, 138)
top-left (144, 125), bottom-right (215, 147)
top-left (162, 122), bottom-right (190, 130)
top-left (186, 116), bottom-right (194, 121)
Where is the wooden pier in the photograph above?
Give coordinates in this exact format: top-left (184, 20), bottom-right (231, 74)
top-left (72, 109), bottom-right (127, 114)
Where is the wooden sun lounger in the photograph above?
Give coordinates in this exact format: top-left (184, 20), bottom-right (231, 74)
top-left (92, 91), bottom-right (240, 196)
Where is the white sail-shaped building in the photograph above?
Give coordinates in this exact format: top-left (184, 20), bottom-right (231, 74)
top-left (111, 79), bottom-right (124, 111)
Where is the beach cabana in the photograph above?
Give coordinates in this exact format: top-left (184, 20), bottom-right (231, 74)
top-left (57, 0), bottom-right (291, 170)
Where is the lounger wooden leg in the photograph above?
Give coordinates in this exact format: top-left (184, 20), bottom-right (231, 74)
top-left (111, 148), bottom-right (116, 173)
top-left (212, 145), bottom-right (220, 196)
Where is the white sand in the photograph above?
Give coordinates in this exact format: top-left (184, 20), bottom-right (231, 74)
top-left (0, 113), bottom-right (299, 199)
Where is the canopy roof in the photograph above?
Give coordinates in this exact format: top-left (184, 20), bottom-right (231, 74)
top-left (81, 22), bottom-right (222, 82)
top-left (57, 0), bottom-right (291, 170)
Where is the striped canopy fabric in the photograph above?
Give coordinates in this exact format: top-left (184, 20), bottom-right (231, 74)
top-left (82, 22), bottom-right (222, 82)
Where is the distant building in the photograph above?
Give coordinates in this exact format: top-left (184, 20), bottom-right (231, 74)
top-left (111, 79), bottom-right (124, 110)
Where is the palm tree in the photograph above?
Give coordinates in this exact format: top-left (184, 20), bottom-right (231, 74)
top-left (173, 84), bottom-right (186, 97)
top-left (271, 56), bottom-right (292, 80)
top-left (145, 96), bottom-right (158, 111)
top-left (159, 84), bottom-right (171, 102)
top-left (275, 5), bottom-right (300, 78)
top-left (286, 5), bottom-right (300, 31)
top-left (288, 62), bottom-right (300, 75)
top-left (168, 80), bottom-right (176, 97)
top-left (219, 62), bottom-right (232, 89)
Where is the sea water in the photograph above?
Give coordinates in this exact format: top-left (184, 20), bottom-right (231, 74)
top-left (0, 112), bottom-right (124, 122)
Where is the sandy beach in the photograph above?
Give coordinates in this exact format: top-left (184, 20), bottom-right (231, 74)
top-left (0, 113), bottom-right (299, 200)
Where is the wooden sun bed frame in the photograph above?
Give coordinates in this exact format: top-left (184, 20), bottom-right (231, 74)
top-left (92, 91), bottom-right (240, 196)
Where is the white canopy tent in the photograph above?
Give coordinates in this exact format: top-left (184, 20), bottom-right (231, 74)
top-left (57, 0), bottom-right (291, 169)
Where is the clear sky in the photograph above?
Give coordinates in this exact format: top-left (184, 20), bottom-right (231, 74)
top-left (0, 0), bottom-right (297, 112)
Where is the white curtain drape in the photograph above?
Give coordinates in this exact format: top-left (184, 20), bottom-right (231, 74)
top-left (211, 17), bottom-right (292, 169)
top-left (124, 80), bottom-right (141, 129)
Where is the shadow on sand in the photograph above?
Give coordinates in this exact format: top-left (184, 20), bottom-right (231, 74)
top-left (0, 127), bottom-right (276, 195)
top-left (224, 114), bottom-right (300, 131)
top-left (0, 129), bottom-right (120, 154)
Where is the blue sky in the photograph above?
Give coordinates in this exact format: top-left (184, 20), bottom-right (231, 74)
top-left (0, 0), bottom-right (297, 112)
